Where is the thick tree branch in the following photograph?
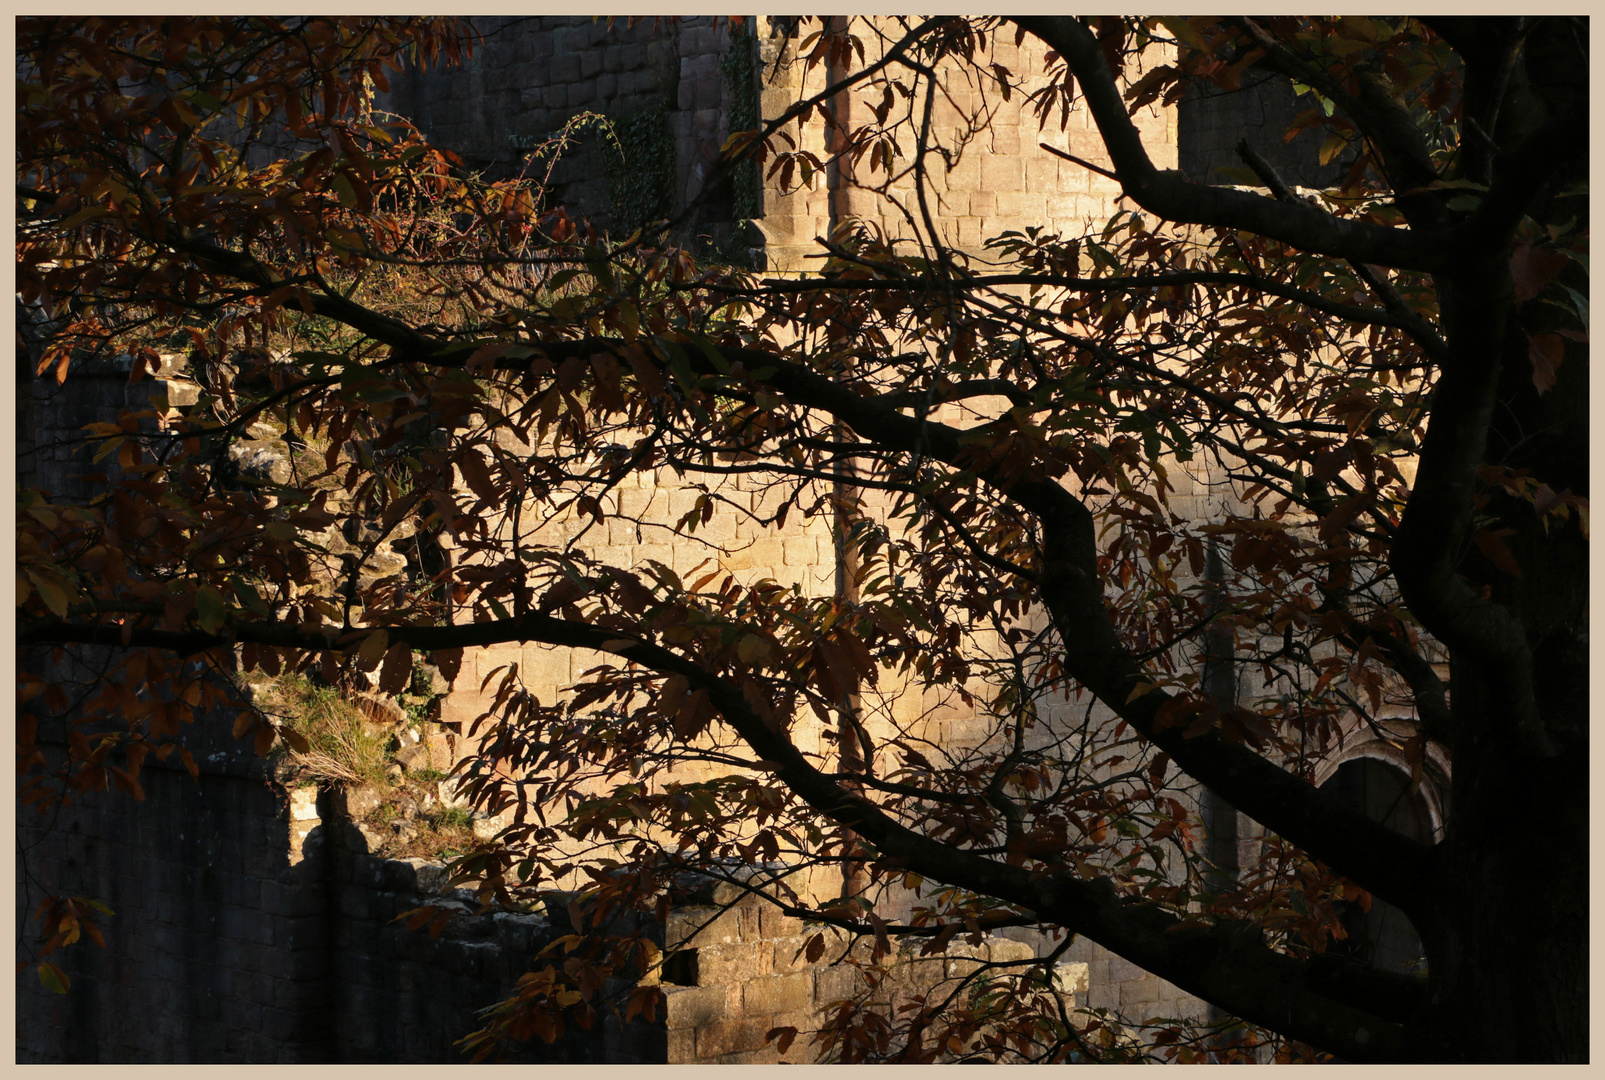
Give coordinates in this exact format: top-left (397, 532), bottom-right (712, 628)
top-left (1011, 17), bottom-right (1451, 274)
top-left (1227, 17), bottom-right (1442, 206)
top-left (1388, 277), bottom-right (1550, 756)
top-left (31, 322), bottom-right (1435, 914)
top-left (1233, 139), bottom-right (1449, 363)
top-left (706, 268), bottom-right (1443, 342)
top-left (522, 337), bottom-right (1440, 915)
top-left (19, 611), bottom-right (1418, 1057)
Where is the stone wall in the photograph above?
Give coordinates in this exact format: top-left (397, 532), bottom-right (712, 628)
top-left (13, 363), bottom-right (626, 1063)
top-left (16, 750), bottom-right (332, 1062)
top-left (1177, 74), bottom-right (1353, 189)
top-left (758, 22), bottom-right (1178, 271)
top-left (14, 744), bottom-right (647, 1063)
top-left (659, 878), bottom-right (1078, 1064)
top-left (380, 15), bottom-right (748, 251)
top-left (19, 729), bottom-right (1096, 1064)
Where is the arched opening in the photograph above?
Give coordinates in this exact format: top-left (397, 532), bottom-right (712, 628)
top-left (1319, 756), bottom-right (1432, 974)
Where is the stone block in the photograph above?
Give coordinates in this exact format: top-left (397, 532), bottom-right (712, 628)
top-left (768, 935), bottom-right (819, 975)
top-left (664, 983), bottom-right (732, 1027)
top-left (260, 1006), bottom-right (308, 1044)
top-left (334, 783), bottom-right (384, 822)
top-left (1107, 956), bottom-right (1146, 984)
top-left (980, 152), bottom-right (1024, 193)
top-left (666, 905), bottom-right (740, 949)
top-left (218, 907), bottom-right (275, 947)
top-left (272, 977), bottom-right (314, 1012)
top-left (782, 536), bottom-right (818, 566)
top-left (742, 972), bottom-right (811, 1015)
top-left (736, 901), bottom-right (763, 942)
top-left (813, 963), bottom-right (866, 1005)
top-left (492, 911), bottom-right (548, 953)
top-left (260, 879), bottom-right (322, 911)
top-left (997, 190), bottom-right (1047, 219)
top-left (338, 885), bottom-right (373, 920)
top-left (695, 1015), bottom-right (769, 1059)
top-left (1053, 960), bottom-right (1090, 995)
top-left (667, 1026), bottom-right (695, 1062)
top-left (521, 645), bottom-right (572, 688)
top-left (988, 124), bottom-right (1023, 156)
top-left (988, 936), bottom-right (1036, 964)
top-left (764, 1025), bottom-right (816, 1063)
top-left (223, 967), bottom-right (270, 1007)
top-left (1119, 975), bottom-right (1162, 1008)
top-left (550, 53), bottom-right (581, 83)
top-left (287, 787), bottom-right (320, 822)
top-left (695, 941), bottom-right (765, 985)
top-left (275, 915), bottom-right (327, 952)
top-left (757, 903), bottom-right (804, 941)
top-left (148, 379), bottom-right (200, 409)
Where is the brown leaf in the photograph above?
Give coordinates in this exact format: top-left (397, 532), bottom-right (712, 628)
top-left (37, 962), bottom-right (69, 994)
top-left (804, 932), bottom-right (826, 963)
top-left (456, 449), bottom-right (499, 503)
top-left (1510, 242), bottom-right (1568, 304)
top-left (1472, 528), bottom-right (1523, 578)
top-left (1317, 494), bottom-right (1369, 543)
top-left (433, 647), bottom-right (463, 685)
top-left (378, 641), bottom-right (413, 694)
top-left (1310, 444), bottom-right (1353, 484)
top-left (1528, 332), bottom-right (1564, 395)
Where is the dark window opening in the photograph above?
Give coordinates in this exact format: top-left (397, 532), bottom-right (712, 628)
top-left (662, 948), bottom-right (700, 986)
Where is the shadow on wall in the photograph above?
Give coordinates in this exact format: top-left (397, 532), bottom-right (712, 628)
top-left (14, 730), bottom-right (651, 1063)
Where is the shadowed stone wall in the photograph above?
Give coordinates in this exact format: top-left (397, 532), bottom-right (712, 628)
top-left (14, 744), bottom-right (643, 1063)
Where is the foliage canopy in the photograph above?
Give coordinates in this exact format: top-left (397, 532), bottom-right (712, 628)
top-left (16, 15), bottom-right (1589, 1063)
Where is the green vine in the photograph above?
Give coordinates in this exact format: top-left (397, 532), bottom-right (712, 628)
top-left (606, 102), bottom-right (675, 239)
top-left (719, 27), bottom-right (761, 222)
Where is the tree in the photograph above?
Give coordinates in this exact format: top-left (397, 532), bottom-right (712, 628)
top-left (16, 15), bottom-right (1588, 1063)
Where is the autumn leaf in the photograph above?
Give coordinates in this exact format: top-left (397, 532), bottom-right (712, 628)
top-left (194, 586), bottom-right (226, 635)
top-left (37, 962), bottom-right (69, 995)
top-left (1472, 527), bottom-right (1523, 578)
top-left (1527, 332), bottom-right (1565, 395)
top-left (357, 629), bottom-right (389, 668)
top-left (737, 634), bottom-right (771, 664)
top-left (1510, 242), bottom-right (1569, 304)
top-left (378, 641), bottom-right (413, 694)
top-left (26, 568), bottom-right (71, 619)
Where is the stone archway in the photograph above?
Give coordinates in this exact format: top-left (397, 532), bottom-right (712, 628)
top-left (1318, 754), bottom-right (1436, 974)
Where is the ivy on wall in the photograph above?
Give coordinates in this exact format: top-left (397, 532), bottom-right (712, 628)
top-left (606, 102), bottom-right (675, 238)
top-left (719, 26), bottom-right (761, 223)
